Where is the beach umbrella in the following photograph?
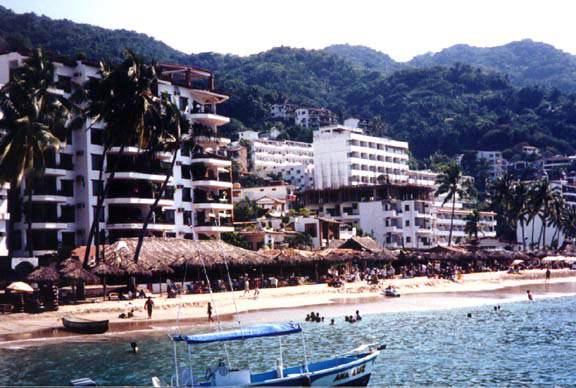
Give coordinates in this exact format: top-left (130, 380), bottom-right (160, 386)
top-left (6, 281), bottom-right (34, 293)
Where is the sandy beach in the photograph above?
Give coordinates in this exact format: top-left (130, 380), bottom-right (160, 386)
top-left (1, 269), bottom-right (575, 345)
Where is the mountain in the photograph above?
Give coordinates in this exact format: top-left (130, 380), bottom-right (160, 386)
top-left (409, 40), bottom-right (576, 92)
top-left (323, 44), bottom-right (406, 74)
top-left (0, 5), bottom-right (189, 64)
top-left (2, 6), bottom-right (576, 162)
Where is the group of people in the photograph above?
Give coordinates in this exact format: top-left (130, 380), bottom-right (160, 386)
top-left (304, 310), bottom-right (363, 325)
top-left (345, 310), bottom-right (362, 324)
top-left (305, 311), bottom-right (325, 323)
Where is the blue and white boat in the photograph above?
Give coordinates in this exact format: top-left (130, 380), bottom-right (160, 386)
top-left (154, 322), bottom-right (382, 387)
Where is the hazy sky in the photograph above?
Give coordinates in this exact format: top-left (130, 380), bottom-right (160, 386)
top-left (1, 0), bottom-right (575, 61)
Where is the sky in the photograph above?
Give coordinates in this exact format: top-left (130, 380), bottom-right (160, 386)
top-left (1, 0), bottom-right (575, 61)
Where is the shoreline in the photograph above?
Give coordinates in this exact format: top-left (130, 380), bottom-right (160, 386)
top-left (1, 269), bottom-right (575, 347)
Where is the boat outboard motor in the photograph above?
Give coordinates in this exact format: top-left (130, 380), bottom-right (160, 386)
top-left (276, 358), bottom-right (284, 378)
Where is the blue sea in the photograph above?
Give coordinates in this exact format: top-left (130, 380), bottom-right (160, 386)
top-left (1, 293), bottom-right (576, 386)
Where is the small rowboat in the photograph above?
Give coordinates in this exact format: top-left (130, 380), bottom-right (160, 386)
top-left (381, 287), bottom-right (400, 297)
top-left (62, 316), bottom-right (109, 334)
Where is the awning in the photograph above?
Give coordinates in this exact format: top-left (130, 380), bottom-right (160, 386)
top-left (173, 322), bottom-right (302, 344)
top-left (511, 259), bottom-right (524, 265)
top-left (542, 256), bottom-right (576, 263)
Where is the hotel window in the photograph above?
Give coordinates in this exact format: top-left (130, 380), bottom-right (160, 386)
top-left (91, 154), bottom-right (103, 171)
top-left (405, 236), bottom-right (411, 243)
top-left (405, 220), bottom-right (410, 227)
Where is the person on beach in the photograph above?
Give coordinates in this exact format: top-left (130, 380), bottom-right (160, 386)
top-left (207, 302), bottom-right (214, 322)
top-left (545, 268), bottom-right (551, 281)
top-left (527, 290), bottom-right (533, 301)
top-left (144, 297), bottom-right (154, 319)
top-left (243, 278), bottom-right (250, 296)
top-left (253, 278), bottom-right (260, 298)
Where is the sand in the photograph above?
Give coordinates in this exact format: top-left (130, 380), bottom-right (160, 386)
top-left (0, 269), bottom-right (575, 345)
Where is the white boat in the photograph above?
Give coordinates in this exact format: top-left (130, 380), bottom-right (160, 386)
top-left (381, 287), bottom-right (400, 297)
top-left (154, 322), bottom-right (382, 387)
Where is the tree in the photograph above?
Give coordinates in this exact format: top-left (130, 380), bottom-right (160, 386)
top-left (133, 97), bottom-right (189, 263)
top-left (286, 232), bottom-right (313, 249)
top-left (233, 199), bottom-right (266, 222)
top-left (562, 206), bottom-right (576, 243)
top-left (529, 178), bottom-right (560, 249)
top-left (0, 49), bottom-right (73, 256)
top-left (435, 161), bottom-right (470, 246)
top-left (464, 208), bottom-right (480, 242)
top-left (511, 181), bottom-right (529, 250)
top-left (83, 50), bottom-right (160, 267)
top-left (489, 173), bottom-right (517, 241)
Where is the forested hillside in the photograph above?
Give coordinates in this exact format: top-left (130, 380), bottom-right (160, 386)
top-left (2, 6), bottom-right (576, 162)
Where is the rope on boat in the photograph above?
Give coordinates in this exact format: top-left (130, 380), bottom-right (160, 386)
top-left (200, 256), bottom-right (232, 369)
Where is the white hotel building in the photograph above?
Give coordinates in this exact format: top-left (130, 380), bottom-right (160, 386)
top-left (0, 52), bottom-right (233, 258)
top-left (313, 119), bottom-right (410, 190)
top-left (237, 130), bottom-right (315, 191)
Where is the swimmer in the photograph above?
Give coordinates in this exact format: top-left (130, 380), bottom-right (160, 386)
top-left (467, 313), bottom-right (472, 318)
top-left (330, 318), bottom-right (335, 325)
top-left (527, 290), bottom-right (533, 301)
top-left (355, 310), bottom-right (362, 321)
top-left (130, 342), bottom-right (139, 353)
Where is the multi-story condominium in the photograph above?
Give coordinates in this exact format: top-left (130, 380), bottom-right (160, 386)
top-left (302, 174), bottom-right (497, 249)
top-left (476, 150), bottom-right (507, 180)
top-left (434, 194), bottom-right (497, 247)
top-left (295, 107), bottom-right (337, 129)
top-left (0, 52), bottom-right (233, 257)
top-left (0, 183), bottom-right (9, 257)
top-left (313, 119), bottom-right (410, 190)
top-left (235, 130), bottom-right (315, 191)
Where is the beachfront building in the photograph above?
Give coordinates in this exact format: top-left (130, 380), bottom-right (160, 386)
top-left (302, 174), bottom-right (497, 249)
top-left (313, 119), bottom-right (410, 190)
top-left (235, 130), bottom-right (315, 191)
top-left (293, 216), bottom-right (356, 249)
top-left (0, 52), bottom-right (233, 258)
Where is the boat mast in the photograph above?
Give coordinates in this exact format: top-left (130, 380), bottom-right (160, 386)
top-left (300, 331), bottom-right (310, 373)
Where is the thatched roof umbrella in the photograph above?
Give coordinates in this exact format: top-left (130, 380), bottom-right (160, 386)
top-left (27, 265), bottom-right (60, 284)
top-left (60, 258), bottom-right (97, 282)
top-left (103, 237), bottom-right (271, 270)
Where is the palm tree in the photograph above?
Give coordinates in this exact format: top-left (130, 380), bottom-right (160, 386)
top-left (511, 181), bottom-right (529, 250)
top-left (489, 173), bottom-right (516, 241)
top-left (132, 97), bottom-right (189, 263)
top-left (0, 49), bottom-right (72, 256)
top-left (464, 208), bottom-right (480, 241)
top-left (548, 194), bottom-right (565, 249)
top-left (562, 206), bottom-right (576, 243)
top-left (529, 178), bottom-right (559, 249)
top-left (435, 161), bottom-right (470, 246)
top-left (82, 51), bottom-right (160, 267)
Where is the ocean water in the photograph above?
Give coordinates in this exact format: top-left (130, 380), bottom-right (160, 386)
top-left (1, 295), bottom-right (576, 386)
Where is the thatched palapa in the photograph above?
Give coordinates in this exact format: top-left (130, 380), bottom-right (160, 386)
top-left (27, 265), bottom-right (60, 283)
top-left (102, 238), bottom-right (273, 271)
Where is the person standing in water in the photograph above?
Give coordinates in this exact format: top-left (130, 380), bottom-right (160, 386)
top-left (527, 290), bottom-right (533, 301)
top-left (207, 302), bottom-right (214, 322)
top-left (545, 268), bottom-right (551, 282)
top-left (144, 297), bottom-right (154, 319)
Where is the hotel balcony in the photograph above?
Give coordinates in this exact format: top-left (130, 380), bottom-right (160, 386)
top-left (194, 210), bottom-right (233, 234)
top-left (30, 222), bottom-right (73, 230)
top-left (106, 180), bottom-right (175, 206)
top-left (108, 146), bottom-right (174, 161)
top-left (190, 152), bottom-right (231, 168)
top-left (107, 207), bottom-right (175, 231)
top-left (384, 225), bottom-right (403, 234)
top-left (194, 225), bottom-right (234, 233)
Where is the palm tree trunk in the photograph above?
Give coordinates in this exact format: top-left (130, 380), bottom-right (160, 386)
top-left (521, 219), bottom-right (526, 251)
top-left (83, 143), bottom-right (123, 268)
top-left (26, 180), bottom-right (33, 257)
top-left (133, 149), bottom-right (178, 263)
top-left (531, 218), bottom-right (535, 247)
top-left (448, 195), bottom-right (456, 246)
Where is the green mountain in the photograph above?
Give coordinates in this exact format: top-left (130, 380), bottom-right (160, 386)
top-left (410, 40), bottom-right (576, 92)
top-left (323, 44), bottom-right (406, 74)
top-left (2, 6), bottom-right (576, 162)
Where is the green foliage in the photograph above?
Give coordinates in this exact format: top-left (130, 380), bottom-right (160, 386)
top-left (286, 232), bottom-right (313, 249)
top-left (221, 232), bottom-right (251, 249)
top-left (233, 198), bottom-right (267, 222)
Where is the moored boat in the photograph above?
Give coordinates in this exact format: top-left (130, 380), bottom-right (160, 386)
top-left (382, 286), bottom-right (400, 297)
top-left (154, 322), bottom-right (382, 387)
top-left (62, 316), bottom-right (109, 334)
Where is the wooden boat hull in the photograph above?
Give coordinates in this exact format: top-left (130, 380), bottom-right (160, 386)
top-left (62, 317), bottom-right (109, 334)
